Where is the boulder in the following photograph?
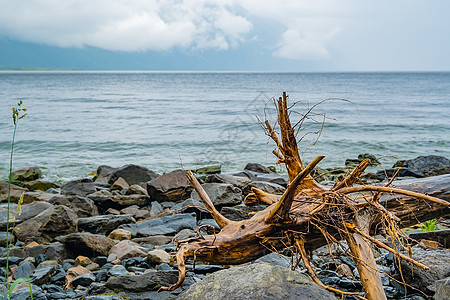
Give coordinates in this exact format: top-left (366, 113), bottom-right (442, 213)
top-left (108, 164), bottom-right (159, 187)
top-left (21, 180), bottom-right (59, 192)
top-left (106, 271), bottom-right (179, 292)
top-left (242, 181), bottom-right (285, 196)
top-left (78, 214), bottom-right (134, 235)
top-left (244, 163), bottom-right (274, 174)
top-left (61, 178), bottom-right (97, 197)
top-left (22, 191), bottom-right (55, 204)
top-left (13, 205), bottom-right (78, 244)
top-left (0, 182), bottom-right (28, 202)
top-left (191, 183), bottom-right (242, 207)
top-left (120, 213), bottom-right (196, 237)
top-left (87, 190), bottom-right (150, 213)
top-left (108, 240), bottom-right (148, 260)
top-left (435, 277), bottom-right (450, 300)
top-left (49, 195), bottom-right (98, 218)
top-left (401, 155), bottom-right (450, 177)
top-left (8, 242), bottom-right (69, 263)
top-left (57, 232), bottom-right (116, 256)
top-left (396, 245), bottom-right (450, 292)
top-left (11, 166), bottom-right (42, 181)
top-left (178, 262), bottom-right (335, 300)
top-left (147, 169), bottom-right (192, 202)
top-left (0, 201), bottom-right (53, 230)
top-left (192, 165), bottom-right (221, 174)
top-left (93, 165), bottom-right (118, 183)
top-left (205, 174), bottom-right (251, 189)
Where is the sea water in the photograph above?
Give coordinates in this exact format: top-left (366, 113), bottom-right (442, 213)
top-left (0, 71), bottom-right (449, 182)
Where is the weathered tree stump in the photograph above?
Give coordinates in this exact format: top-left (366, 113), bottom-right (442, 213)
top-left (161, 92), bottom-right (450, 299)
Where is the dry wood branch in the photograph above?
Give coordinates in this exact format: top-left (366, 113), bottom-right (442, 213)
top-left (162, 92), bottom-right (449, 298)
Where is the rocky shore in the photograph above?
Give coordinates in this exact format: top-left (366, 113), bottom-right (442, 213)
top-left (0, 154), bottom-right (449, 300)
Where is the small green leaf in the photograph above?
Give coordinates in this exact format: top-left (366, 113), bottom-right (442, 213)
top-left (8, 277), bottom-right (31, 297)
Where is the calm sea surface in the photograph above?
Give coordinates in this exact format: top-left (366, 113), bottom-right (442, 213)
top-left (1, 71), bottom-right (449, 182)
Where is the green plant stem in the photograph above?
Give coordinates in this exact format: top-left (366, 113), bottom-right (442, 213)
top-left (4, 123), bottom-right (17, 290)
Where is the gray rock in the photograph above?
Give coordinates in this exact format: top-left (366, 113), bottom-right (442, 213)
top-left (253, 252), bottom-right (292, 269)
top-left (0, 182), bottom-right (29, 202)
top-left (435, 277), bottom-right (450, 300)
top-left (191, 183), bottom-right (242, 207)
top-left (198, 219), bottom-right (220, 233)
top-left (84, 295), bottom-right (126, 300)
top-left (244, 163), bottom-right (274, 174)
top-left (88, 190), bottom-right (150, 213)
top-left (22, 191), bottom-right (55, 204)
top-left (10, 284), bottom-right (47, 300)
top-left (396, 245), bottom-right (450, 292)
top-left (147, 249), bottom-right (171, 264)
top-left (178, 262), bottom-right (335, 300)
top-left (205, 174), bottom-right (252, 189)
top-left (108, 240), bottom-right (148, 260)
top-left (0, 231), bottom-right (15, 247)
top-left (108, 264), bottom-right (131, 277)
top-left (106, 270), bottom-right (178, 292)
top-left (78, 214), bottom-right (134, 235)
top-left (149, 201), bottom-right (164, 217)
top-left (174, 228), bottom-right (196, 241)
top-left (126, 184), bottom-right (148, 196)
top-left (242, 181), bottom-right (285, 196)
top-left (147, 169), bottom-right (193, 202)
top-left (108, 164), bottom-right (159, 187)
top-left (13, 205), bottom-right (78, 244)
top-left (72, 273), bottom-right (96, 287)
top-left (93, 165), bottom-right (118, 183)
top-left (49, 194), bottom-right (98, 218)
top-left (120, 213), bottom-right (196, 237)
top-left (61, 178), bottom-right (97, 197)
top-left (192, 165), bottom-right (221, 175)
top-left (0, 201), bottom-right (53, 230)
top-left (57, 232), bottom-right (116, 256)
top-left (345, 153), bottom-right (380, 167)
top-left (22, 180), bottom-right (59, 192)
top-left (170, 198), bottom-right (208, 219)
top-left (8, 242), bottom-right (69, 263)
top-left (402, 155), bottom-right (450, 177)
top-left (14, 261), bottom-right (36, 279)
top-left (11, 166), bottom-right (42, 181)
top-left (220, 205), bottom-right (254, 221)
top-left (31, 265), bottom-right (57, 285)
top-left (409, 229), bottom-right (449, 248)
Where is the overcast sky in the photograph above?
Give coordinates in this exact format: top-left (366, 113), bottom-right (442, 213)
top-left (0, 0), bottom-right (449, 71)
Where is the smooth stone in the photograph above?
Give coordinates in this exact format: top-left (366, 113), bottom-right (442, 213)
top-left (108, 228), bottom-right (132, 241)
top-left (120, 213), bottom-right (196, 237)
top-left (191, 183), bottom-right (242, 207)
top-left (77, 214), bottom-right (134, 235)
top-left (14, 261), bottom-right (35, 279)
top-left (253, 252), bottom-right (293, 269)
top-left (178, 262), bottom-right (335, 300)
top-left (61, 178), bottom-right (97, 197)
top-left (205, 174), bottom-right (251, 189)
top-left (108, 240), bottom-right (148, 260)
top-left (108, 264), bottom-right (131, 277)
top-left (146, 249), bottom-right (170, 264)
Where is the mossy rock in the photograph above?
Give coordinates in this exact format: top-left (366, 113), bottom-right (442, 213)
top-left (22, 180), bottom-right (60, 191)
top-left (11, 166), bottom-right (42, 181)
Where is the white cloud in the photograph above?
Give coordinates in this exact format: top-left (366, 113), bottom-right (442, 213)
top-left (0, 0), bottom-right (252, 51)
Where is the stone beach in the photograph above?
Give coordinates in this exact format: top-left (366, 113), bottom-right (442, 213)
top-left (0, 154), bottom-right (449, 300)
